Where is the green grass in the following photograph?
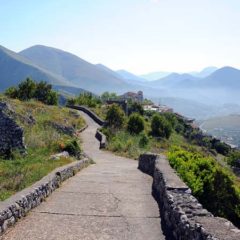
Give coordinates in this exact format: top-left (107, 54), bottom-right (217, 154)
top-left (106, 130), bottom-right (150, 159)
top-left (0, 97), bottom-right (85, 201)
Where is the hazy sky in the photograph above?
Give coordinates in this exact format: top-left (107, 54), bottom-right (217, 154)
top-left (0, 0), bottom-right (239, 74)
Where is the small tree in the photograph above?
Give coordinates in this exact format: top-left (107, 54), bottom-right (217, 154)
top-left (34, 81), bottom-right (52, 103)
top-left (5, 87), bottom-right (18, 98)
top-left (106, 104), bottom-right (125, 129)
top-left (46, 91), bottom-right (58, 105)
top-left (128, 102), bottom-right (144, 115)
top-left (151, 114), bottom-right (172, 139)
top-left (18, 78), bottom-right (36, 100)
top-left (127, 113), bottom-right (144, 134)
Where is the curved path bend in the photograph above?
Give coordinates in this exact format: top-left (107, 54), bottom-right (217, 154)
top-left (1, 111), bottom-right (165, 240)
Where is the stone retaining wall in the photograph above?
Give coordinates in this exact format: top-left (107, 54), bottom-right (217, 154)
top-left (95, 129), bottom-right (107, 149)
top-left (67, 105), bottom-right (106, 126)
top-left (67, 105), bottom-right (107, 149)
top-left (0, 102), bottom-right (25, 155)
top-left (138, 153), bottom-right (240, 240)
top-left (0, 158), bottom-right (91, 235)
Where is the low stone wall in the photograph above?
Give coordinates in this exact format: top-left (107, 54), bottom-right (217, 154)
top-left (0, 102), bottom-right (25, 155)
top-left (138, 153), bottom-right (240, 240)
top-left (0, 158), bottom-right (91, 235)
top-left (67, 105), bottom-right (106, 126)
top-left (95, 129), bottom-right (107, 149)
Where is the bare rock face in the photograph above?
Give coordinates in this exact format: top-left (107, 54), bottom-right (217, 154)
top-left (0, 102), bottom-right (26, 157)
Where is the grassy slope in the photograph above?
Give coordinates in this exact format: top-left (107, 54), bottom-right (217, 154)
top-left (0, 97), bottom-right (85, 200)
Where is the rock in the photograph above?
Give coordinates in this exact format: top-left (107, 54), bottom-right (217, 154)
top-left (50, 151), bottom-right (70, 160)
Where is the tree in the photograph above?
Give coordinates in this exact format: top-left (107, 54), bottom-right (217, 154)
top-left (18, 78), bottom-right (36, 100)
top-left (4, 78), bottom-right (58, 105)
top-left (101, 92), bottom-right (117, 102)
top-left (46, 91), bottom-right (58, 105)
top-left (5, 87), bottom-right (18, 98)
top-left (128, 102), bottom-right (144, 115)
top-left (151, 114), bottom-right (172, 139)
top-left (34, 81), bottom-right (52, 103)
top-left (127, 113), bottom-right (144, 134)
top-left (106, 104), bottom-right (125, 129)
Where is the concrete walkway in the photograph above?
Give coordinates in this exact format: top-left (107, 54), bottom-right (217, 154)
top-left (1, 111), bottom-right (165, 240)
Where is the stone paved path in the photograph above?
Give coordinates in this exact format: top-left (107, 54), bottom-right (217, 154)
top-left (1, 111), bottom-right (165, 240)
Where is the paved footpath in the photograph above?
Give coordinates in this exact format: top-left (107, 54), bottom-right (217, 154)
top-left (1, 111), bottom-right (165, 240)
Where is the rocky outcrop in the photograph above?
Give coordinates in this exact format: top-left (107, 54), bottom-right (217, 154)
top-left (47, 121), bottom-right (75, 136)
top-left (0, 102), bottom-right (25, 156)
top-left (139, 153), bottom-right (240, 240)
top-left (0, 157), bottom-right (91, 235)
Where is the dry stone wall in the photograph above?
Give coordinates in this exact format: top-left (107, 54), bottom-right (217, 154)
top-left (0, 158), bottom-right (91, 235)
top-left (67, 105), bottom-right (106, 126)
top-left (0, 102), bottom-right (25, 155)
top-left (139, 153), bottom-right (240, 240)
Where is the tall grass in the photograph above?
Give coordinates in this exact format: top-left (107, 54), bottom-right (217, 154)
top-left (0, 98), bottom-right (85, 201)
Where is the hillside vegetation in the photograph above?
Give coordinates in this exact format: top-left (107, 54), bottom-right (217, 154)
top-left (70, 95), bottom-right (240, 227)
top-left (0, 96), bottom-right (85, 200)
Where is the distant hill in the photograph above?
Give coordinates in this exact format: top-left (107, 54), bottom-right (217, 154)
top-left (20, 45), bottom-right (129, 94)
top-left (189, 66), bottom-right (218, 78)
top-left (141, 71), bottom-right (172, 81)
top-left (116, 69), bottom-right (146, 83)
top-left (0, 45), bottom-right (74, 92)
top-left (149, 73), bottom-right (199, 88)
top-left (200, 67), bottom-right (240, 89)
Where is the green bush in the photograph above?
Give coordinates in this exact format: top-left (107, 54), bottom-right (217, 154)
top-left (62, 139), bottom-right (81, 159)
top-left (168, 146), bottom-right (240, 227)
top-left (127, 113), bottom-right (144, 134)
top-left (18, 78), bottom-right (36, 101)
top-left (5, 87), bottom-right (19, 98)
top-left (139, 133), bottom-right (149, 147)
top-left (76, 93), bottom-right (101, 107)
top-left (5, 78), bottom-right (58, 105)
top-left (106, 104), bottom-right (125, 129)
top-left (227, 151), bottom-right (240, 167)
top-left (213, 141), bottom-right (231, 155)
top-left (128, 102), bottom-right (144, 115)
top-left (151, 114), bottom-right (172, 139)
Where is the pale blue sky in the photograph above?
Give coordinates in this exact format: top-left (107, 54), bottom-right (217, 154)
top-left (0, 0), bottom-right (239, 74)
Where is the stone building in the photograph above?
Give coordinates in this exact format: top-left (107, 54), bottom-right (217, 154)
top-left (120, 90), bottom-right (143, 103)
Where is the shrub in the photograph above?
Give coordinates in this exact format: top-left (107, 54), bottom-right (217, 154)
top-left (213, 141), bottom-right (231, 155)
top-left (106, 104), bottom-right (125, 129)
top-left (128, 102), bottom-right (144, 115)
top-left (139, 133), bottom-right (149, 148)
top-left (5, 87), bottom-right (19, 98)
top-left (168, 146), bottom-right (240, 227)
top-left (18, 78), bottom-right (36, 101)
top-left (5, 79), bottom-right (58, 105)
top-left (227, 151), bottom-right (240, 167)
top-left (76, 93), bottom-right (101, 107)
top-left (162, 112), bottom-right (177, 129)
top-left (62, 139), bottom-right (81, 159)
top-left (127, 113), bottom-right (144, 134)
top-left (67, 98), bottom-right (77, 105)
top-left (151, 114), bottom-right (172, 139)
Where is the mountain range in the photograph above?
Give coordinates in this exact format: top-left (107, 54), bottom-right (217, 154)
top-left (0, 44), bottom-right (240, 119)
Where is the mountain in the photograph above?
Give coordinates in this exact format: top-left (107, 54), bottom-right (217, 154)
top-left (200, 67), bottom-right (240, 89)
top-left (149, 73), bottom-right (199, 88)
top-left (20, 45), bottom-right (129, 94)
top-left (141, 71), bottom-right (172, 81)
top-left (0, 45), bottom-right (74, 92)
top-left (190, 66), bottom-right (218, 78)
top-left (116, 70), bottom-right (146, 83)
